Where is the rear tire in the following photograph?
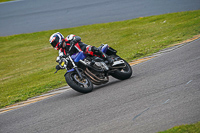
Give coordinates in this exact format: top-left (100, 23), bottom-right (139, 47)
top-left (111, 57), bottom-right (132, 80)
top-left (65, 71), bottom-right (93, 93)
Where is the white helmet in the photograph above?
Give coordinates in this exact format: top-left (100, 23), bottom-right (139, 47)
top-left (49, 32), bottom-right (64, 50)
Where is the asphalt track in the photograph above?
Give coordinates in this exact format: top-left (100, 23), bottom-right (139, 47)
top-left (0, 0), bottom-right (200, 36)
top-left (1, 39), bottom-right (200, 133)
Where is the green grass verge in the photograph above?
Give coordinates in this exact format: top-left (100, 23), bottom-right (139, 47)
top-left (0, 10), bottom-right (200, 108)
top-left (0, 0), bottom-right (13, 2)
top-left (158, 121), bottom-right (200, 133)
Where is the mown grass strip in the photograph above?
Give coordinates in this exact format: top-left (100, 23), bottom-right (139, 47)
top-left (0, 10), bottom-right (200, 108)
top-left (0, 0), bottom-right (13, 3)
top-left (158, 121), bottom-right (200, 133)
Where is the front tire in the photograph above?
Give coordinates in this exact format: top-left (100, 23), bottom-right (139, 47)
top-left (65, 71), bottom-right (93, 93)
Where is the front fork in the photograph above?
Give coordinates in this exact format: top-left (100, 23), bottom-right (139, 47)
top-left (66, 56), bottom-right (83, 80)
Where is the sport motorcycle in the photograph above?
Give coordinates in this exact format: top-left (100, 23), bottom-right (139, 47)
top-left (54, 44), bottom-right (132, 93)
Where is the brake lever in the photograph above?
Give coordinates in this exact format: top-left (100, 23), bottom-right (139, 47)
top-left (54, 69), bottom-right (58, 74)
top-left (54, 65), bottom-right (60, 74)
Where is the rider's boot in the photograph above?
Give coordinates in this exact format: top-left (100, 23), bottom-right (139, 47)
top-left (90, 46), bottom-right (113, 65)
top-left (102, 53), bottom-right (113, 65)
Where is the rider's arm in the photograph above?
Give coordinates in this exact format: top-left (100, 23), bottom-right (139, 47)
top-left (56, 48), bottom-right (65, 62)
top-left (58, 49), bottom-right (64, 56)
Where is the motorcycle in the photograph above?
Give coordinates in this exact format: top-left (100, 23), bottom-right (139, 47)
top-left (54, 43), bottom-right (132, 93)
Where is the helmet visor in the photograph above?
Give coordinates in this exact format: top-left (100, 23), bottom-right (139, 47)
top-left (50, 36), bottom-right (60, 47)
top-left (51, 41), bottom-right (57, 48)
top-left (54, 43), bottom-right (61, 50)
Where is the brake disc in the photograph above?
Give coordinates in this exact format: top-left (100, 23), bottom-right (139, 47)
top-left (73, 74), bottom-right (88, 85)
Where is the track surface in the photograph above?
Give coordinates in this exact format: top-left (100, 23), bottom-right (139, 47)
top-left (1, 39), bottom-right (200, 133)
top-left (0, 0), bottom-right (200, 36)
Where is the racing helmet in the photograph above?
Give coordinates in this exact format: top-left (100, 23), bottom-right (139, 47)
top-left (49, 32), bottom-right (64, 50)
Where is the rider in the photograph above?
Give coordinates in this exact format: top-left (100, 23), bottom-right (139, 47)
top-left (49, 32), bottom-right (113, 66)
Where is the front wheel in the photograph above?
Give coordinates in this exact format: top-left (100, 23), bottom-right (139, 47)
top-left (111, 56), bottom-right (132, 80)
top-left (65, 71), bottom-right (93, 93)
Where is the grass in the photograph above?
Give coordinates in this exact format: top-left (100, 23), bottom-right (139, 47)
top-left (0, 10), bottom-right (200, 108)
top-left (0, 0), bottom-right (13, 2)
top-left (158, 121), bottom-right (200, 133)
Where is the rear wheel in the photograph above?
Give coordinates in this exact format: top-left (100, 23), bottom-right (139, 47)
top-left (65, 71), bottom-right (93, 93)
top-left (110, 56), bottom-right (132, 80)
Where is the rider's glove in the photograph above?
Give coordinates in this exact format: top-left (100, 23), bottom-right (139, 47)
top-left (59, 52), bottom-right (64, 57)
top-left (59, 52), bottom-right (67, 58)
top-left (56, 52), bottom-right (67, 63)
